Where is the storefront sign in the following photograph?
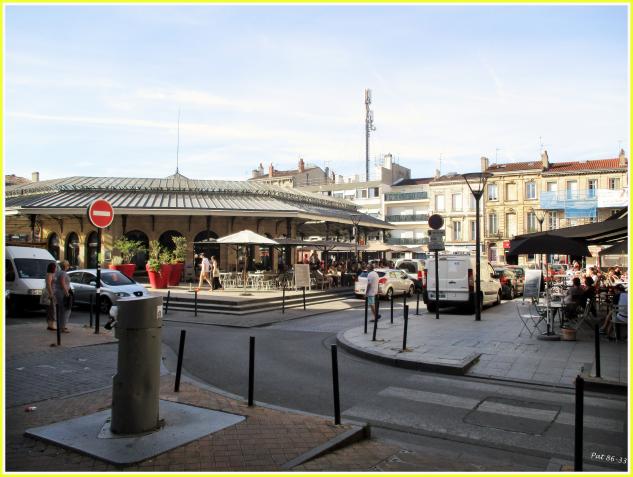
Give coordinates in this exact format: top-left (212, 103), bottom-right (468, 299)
top-left (503, 240), bottom-right (510, 249)
top-left (294, 264), bottom-right (311, 288)
top-left (523, 270), bottom-right (542, 299)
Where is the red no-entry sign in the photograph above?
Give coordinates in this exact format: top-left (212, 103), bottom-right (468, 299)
top-left (87, 199), bottom-right (114, 228)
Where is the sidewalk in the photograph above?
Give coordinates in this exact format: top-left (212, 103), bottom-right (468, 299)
top-left (338, 300), bottom-right (628, 388)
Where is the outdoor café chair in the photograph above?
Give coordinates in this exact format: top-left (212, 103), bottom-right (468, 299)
top-left (516, 302), bottom-right (546, 337)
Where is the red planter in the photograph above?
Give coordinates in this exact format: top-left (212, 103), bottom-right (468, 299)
top-left (109, 263), bottom-right (136, 279)
top-left (146, 263), bottom-right (167, 289)
top-left (169, 262), bottom-right (184, 286)
top-left (160, 264), bottom-right (173, 289)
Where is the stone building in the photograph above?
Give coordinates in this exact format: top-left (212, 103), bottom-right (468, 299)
top-left (248, 158), bottom-right (332, 188)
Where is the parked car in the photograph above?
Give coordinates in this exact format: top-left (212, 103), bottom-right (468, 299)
top-left (5, 246), bottom-right (56, 315)
top-left (354, 268), bottom-right (415, 300)
top-left (68, 269), bottom-right (150, 313)
top-left (494, 266), bottom-right (524, 299)
top-left (546, 263), bottom-right (567, 281)
top-left (394, 258), bottom-right (425, 290)
top-left (423, 254), bottom-right (502, 313)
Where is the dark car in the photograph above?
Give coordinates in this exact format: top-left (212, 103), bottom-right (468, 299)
top-left (494, 266), bottom-right (523, 299)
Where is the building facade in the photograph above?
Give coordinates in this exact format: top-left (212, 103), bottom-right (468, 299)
top-left (248, 158), bottom-right (332, 188)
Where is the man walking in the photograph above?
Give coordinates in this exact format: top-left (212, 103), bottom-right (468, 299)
top-left (366, 263), bottom-right (381, 322)
top-left (197, 252), bottom-right (213, 291)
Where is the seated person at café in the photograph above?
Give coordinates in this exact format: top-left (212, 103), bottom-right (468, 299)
top-left (583, 276), bottom-right (598, 316)
top-left (601, 286), bottom-right (628, 339)
top-left (564, 277), bottom-right (585, 316)
top-left (327, 265), bottom-right (339, 286)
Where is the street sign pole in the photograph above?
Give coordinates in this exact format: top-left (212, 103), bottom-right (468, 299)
top-left (427, 214), bottom-right (445, 320)
top-left (95, 227), bottom-right (102, 334)
top-left (87, 199), bottom-right (114, 334)
top-left (435, 249), bottom-right (439, 320)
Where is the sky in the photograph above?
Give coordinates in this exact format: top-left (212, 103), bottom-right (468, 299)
top-left (4, 4), bottom-right (630, 182)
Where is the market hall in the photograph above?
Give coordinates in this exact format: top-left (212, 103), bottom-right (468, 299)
top-left (5, 173), bottom-right (392, 278)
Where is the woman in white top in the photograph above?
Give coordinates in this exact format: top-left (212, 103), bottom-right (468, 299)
top-left (211, 256), bottom-right (223, 290)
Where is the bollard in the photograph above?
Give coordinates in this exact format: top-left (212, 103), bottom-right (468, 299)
top-left (403, 292), bottom-right (407, 307)
top-left (303, 287), bottom-right (306, 310)
top-left (55, 303), bottom-right (62, 346)
top-left (574, 375), bottom-right (584, 471)
top-left (364, 296), bottom-right (368, 334)
top-left (372, 302), bottom-right (379, 341)
top-left (416, 290), bottom-right (420, 316)
top-left (282, 284), bottom-right (286, 314)
top-left (402, 304), bottom-right (409, 350)
top-left (248, 336), bottom-right (255, 406)
top-left (164, 290), bottom-right (171, 315)
top-left (594, 323), bottom-right (601, 378)
top-left (390, 290), bottom-right (394, 324)
top-left (174, 329), bottom-right (186, 392)
top-left (94, 294), bottom-right (101, 334)
top-left (194, 289), bottom-right (198, 317)
top-left (331, 344), bottom-right (341, 425)
top-left (89, 294), bottom-right (93, 328)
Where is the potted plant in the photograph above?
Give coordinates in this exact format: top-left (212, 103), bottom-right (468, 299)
top-left (169, 236), bottom-right (188, 286)
top-left (109, 255), bottom-right (124, 271)
top-left (146, 240), bottom-right (167, 289)
top-left (112, 236), bottom-right (146, 279)
top-left (159, 250), bottom-right (174, 289)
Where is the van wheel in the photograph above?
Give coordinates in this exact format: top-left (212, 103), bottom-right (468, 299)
top-left (427, 302), bottom-right (437, 313)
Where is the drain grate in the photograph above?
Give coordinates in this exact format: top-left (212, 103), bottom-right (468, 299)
top-left (464, 396), bottom-right (561, 435)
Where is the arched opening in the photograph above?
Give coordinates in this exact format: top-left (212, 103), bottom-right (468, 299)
top-left (124, 230), bottom-right (149, 269)
top-left (65, 232), bottom-right (80, 268)
top-left (86, 231), bottom-right (99, 268)
top-left (158, 230), bottom-right (183, 253)
top-left (47, 233), bottom-right (60, 260)
top-left (193, 230), bottom-right (220, 271)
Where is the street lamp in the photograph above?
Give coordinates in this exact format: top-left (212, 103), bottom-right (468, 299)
top-left (350, 213), bottom-right (362, 265)
top-left (531, 207), bottom-right (547, 271)
top-left (463, 172), bottom-right (492, 321)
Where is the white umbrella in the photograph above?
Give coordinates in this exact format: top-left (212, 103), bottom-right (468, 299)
top-left (216, 230), bottom-right (278, 294)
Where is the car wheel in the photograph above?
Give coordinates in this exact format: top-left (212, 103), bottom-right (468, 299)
top-left (495, 291), bottom-right (502, 306)
top-left (385, 288), bottom-right (393, 301)
top-left (98, 296), bottom-right (112, 314)
top-left (408, 285), bottom-right (414, 297)
top-left (510, 286), bottom-right (516, 299)
top-left (427, 302), bottom-right (437, 313)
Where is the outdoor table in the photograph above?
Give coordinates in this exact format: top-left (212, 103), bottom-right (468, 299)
top-left (536, 299), bottom-right (565, 331)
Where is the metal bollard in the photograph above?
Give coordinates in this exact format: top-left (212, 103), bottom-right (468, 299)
top-left (402, 304), bottom-right (409, 350)
top-left (364, 296), bottom-right (368, 334)
top-left (331, 344), bottom-right (341, 425)
top-left (248, 336), bottom-right (255, 406)
top-left (194, 289), bottom-right (198, 317)
top-left (416, 290), bottom-right (420, 315)
top-left (164, 290), bottom-right (171, 315)
top-left (94, 294), bottom-right (101, 334)
top-left (282, 284), bottom-right (286, 314)
top-left (303, 287), bottom-right (306, 310)
top-left (574, 375), bottom-right (584, 471)
top-left (403, 292), bottom-right (407, 307)
top-left (174, 329), bottom-right (186, 392)
top-left (390, 290), bottom-right (394, 324)
top-left (55, 303), bottom-right (62, 346)
top-left (89, 294), bottom-right (93, 328)
top-left (372, 301), bottom-right (379, 341)
top-left (594, 323), bottom-right (601, 378)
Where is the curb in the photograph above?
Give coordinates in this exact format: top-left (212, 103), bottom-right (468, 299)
top-left (336, 331), bottom-right (479, 375)
top-left (280, 424), bottom-right (370, 470)
top-left (581, 374), bottom-right (627, 395)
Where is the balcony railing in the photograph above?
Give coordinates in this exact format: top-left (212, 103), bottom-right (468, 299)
top-left (384, 192), bottom-right (428, 202)
top-left (385, 214), bottom-right (429, 223)
top-left (386, 237), bottom-right (429, 245)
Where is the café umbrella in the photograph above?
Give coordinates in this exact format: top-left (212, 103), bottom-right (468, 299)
top-left (216, 230), bottom-right (278, 294)
top-left (508, 234), bottom-right (591, 257)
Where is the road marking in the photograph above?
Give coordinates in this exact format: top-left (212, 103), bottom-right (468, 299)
top-left (476, 401), bottom-right (558, 422)
top-left (379, 387), bottom-right (480, 410)
top-left (554, 412), bottom-right (624, 433)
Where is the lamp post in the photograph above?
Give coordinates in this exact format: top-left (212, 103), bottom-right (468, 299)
top-left (531, 207), bottom-right (547, 272)
top-left (463, 172), bottom-right (492, 321)
top-left (351, 213), bottom-right (361, 265)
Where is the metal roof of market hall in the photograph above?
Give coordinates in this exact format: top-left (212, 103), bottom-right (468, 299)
top-left (5, 174), bottom-right (391, 229)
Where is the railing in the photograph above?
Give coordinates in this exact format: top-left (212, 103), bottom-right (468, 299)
top-left (385, 214), bottom-right (429, 223)
top-left (384, 192), bottom-right (428, 201)
top-left (386, 237), bottom-right (429, 245)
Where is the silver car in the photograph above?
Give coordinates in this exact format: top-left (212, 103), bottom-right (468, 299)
top-left (68, 269), bottom-right (150, 312)
top-left (354, 268), bottom-right (415, 300)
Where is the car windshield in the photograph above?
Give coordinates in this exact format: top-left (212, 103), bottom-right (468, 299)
top-left (398, 263), bottom-right (417, 273)
top-left (100, 272), bottom-right (136, 286)
top-left (13, 258), bottom-right (55, 279)
top-left (359, 271), bottom-right (386, 278)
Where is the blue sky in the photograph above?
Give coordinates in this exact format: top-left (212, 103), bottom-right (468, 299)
top-left (5, 4), bottom-right (629, 182)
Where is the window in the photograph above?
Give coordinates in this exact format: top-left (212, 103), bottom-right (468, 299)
top-left (470, 220), bottom-right (476, 241)
top-left (506, 213), bottom-right (517, 237)
top-left (525, 181), bottom-right (536, 200)
top-left (453, 221), bottom-right (462, 241)
top-left (548, 211), bottom-right (558, 230)
top-left (356, 189), bottom-right (367, 199)
top-left (608, 177), bottom-right (621, 190)
top-left (434, 194), bottom-right (445, 211)
top-left (488, 213), bottom-right (498, 235)
top-left (566, 180), bottom-right (578, 200)
top-left (547, 182), bottom-right (558, 192)
top-left (488, 183), bottom-right (498, 200)
top-left (451, 193), bottom-right (462, 211)
top-left (489, 246), bottom-right (498, 263)
top-left (526, 211), bottom-right (537, 233)
top-left (368, 187), bottom-right (380, 198)
top-left (587, 179), bottom-right (598, 198)
top-left (5, 259), bottom-right (15, 282)
top-left (506, 183), bottom-right (517, 201)
top-left (468, 194), bottom-right (476, 210)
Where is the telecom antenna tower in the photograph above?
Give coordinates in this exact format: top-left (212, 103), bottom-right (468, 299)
top-left (365, 89), bottom-right (376, 182)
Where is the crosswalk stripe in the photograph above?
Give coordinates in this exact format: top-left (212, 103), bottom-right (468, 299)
top-left (379, 387), bottom-right (479, 409)
top-left (554, 412), bottom-right (625, 433)
top-left (407, 374), bottom-right (626, 411)
top-left (477, 401), bottom-right (557, 421)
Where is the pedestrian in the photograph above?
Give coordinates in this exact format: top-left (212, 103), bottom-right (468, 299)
top-left (53, 260), bottom-right (72, 332)
top-left (197, 252), bottom-right (213, 291)
top-left (366, 263), bottom-right (381, 322)
top-left (211, 256), bottom-right (223, 290)
top-left (44, 261), bottom-right (57, 331)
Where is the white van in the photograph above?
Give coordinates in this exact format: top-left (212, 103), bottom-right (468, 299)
top-left (422, 254), bottom-right (502, 313)
top-left (5, 246), bottom-right (56, 315)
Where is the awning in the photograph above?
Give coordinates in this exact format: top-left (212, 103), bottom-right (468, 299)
top-left (512, 217), bottom-right (627, 246)
top-left (598, 241), bottom-right (627, 256)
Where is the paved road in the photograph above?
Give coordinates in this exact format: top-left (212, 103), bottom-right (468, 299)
top-left (160, 307), bottom-right (628, 470)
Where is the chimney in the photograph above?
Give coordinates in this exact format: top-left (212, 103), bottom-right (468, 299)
top-left (31, 172), bottom-right (40, 182)
top-left (324, 166), bottom-right (329, 179)
top-left (434, 169), bottom-right (440, 179)
top-left (251, 169), bottom-right (260, 178)
top-left (618, 148), bottom-right (627, 167)
top-left (298, 158), bottom-right (305, 173)
top-left (541, 150), bottom-right (549, 170)
top-left (480, 156), bottom-right (489, 172)
top-left (268, 163), bottom-right (274, 178)
top-left (259, 163), bottom-right (264, 175)
top-left (384, 153), bottom-right (393, 169)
